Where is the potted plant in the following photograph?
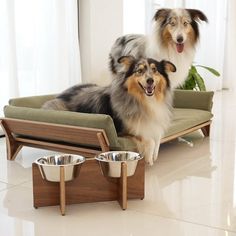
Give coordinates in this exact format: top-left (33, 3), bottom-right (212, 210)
top-left (178, 64), bottom-right (220, 91)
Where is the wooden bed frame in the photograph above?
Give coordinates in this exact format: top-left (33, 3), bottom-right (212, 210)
top-left (0, 118), bottom-right (110, 161)
top-left (0, 118), bottom-right (211, 161)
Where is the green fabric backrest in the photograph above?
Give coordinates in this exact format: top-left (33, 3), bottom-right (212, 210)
top-left (9, 94), bottom-right (56, 108)
top-left (173, 90), bottom-right (214, 111)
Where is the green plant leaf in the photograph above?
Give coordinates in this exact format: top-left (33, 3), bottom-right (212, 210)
top-left (195, 65), bottom-right (220, 76)
top-left (179, 64), bottom-right (219, 91)
top-left (182, 75), bottom-right (196, 90)
top-left (193, 72), bottom-right (206, 91)
top-left (190, 65), bottom-right (197, 74)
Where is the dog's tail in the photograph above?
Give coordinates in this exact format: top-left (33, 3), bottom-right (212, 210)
top-left (109, 36), bottom-right (126, 75)
top-left (109, 34), bottom-right (144, 76)
top-left (109, 53), bottom-right (117, 75)
top-left (42, 98), bottom-right (68, 111)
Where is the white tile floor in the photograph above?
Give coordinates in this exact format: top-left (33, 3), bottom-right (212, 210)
top-left (1, 90), bottom-right (236, 235)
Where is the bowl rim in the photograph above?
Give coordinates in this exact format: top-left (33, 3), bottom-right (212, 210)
top-left (95, 151), bottom-right (143, 163)
top-left (35, 154), bottom-right (85, 167)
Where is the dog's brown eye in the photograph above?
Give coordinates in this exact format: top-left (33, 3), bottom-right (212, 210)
top-left (136, 69), bottom-right (143, 75)
top-left (152, 67), bottom-right (157, 73)
top-left (183, 22), bottom-right (188, 26)
top-left (170, 22), bottom-right (176, 27)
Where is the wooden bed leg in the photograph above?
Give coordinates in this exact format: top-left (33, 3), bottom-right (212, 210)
top-left (201, 124), bottom-right (211, 137)
top-left (118, 162), bottom-right (127, 210)
top-left (0, 120), bottom-right (22, 160)
top-left (97, 132), bottom-right (110, 152)
top-left (60, 166), bottom-right (66, 216)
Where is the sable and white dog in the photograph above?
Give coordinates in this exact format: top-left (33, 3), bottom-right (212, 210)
top-left (42, 56), bottom-right (176, 165)
top-left (109, 8), bottom-right (208, 88)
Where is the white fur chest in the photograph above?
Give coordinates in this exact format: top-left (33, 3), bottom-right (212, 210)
top-left (167, 52), bottom-right (193, 88)
top-left (125, 96), bottom-right (171, 139)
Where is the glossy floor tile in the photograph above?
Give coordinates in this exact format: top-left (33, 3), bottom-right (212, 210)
top-left (1, 90), bottom-right (236, 235)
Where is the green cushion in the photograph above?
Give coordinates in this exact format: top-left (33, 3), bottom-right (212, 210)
top-left (117, 137), bottom-right (137, 151)
top-left (173, 90), bottom-right (214, 111)
top-left (9, 95), bottom-right (56, 108)
top-left (164, 108), bottom-right (213, 137)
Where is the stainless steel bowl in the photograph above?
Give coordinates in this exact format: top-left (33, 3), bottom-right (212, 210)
top-left (35, 154), bottom-right (85, 182)
top-left (95, 151), bottom-right (143, 178)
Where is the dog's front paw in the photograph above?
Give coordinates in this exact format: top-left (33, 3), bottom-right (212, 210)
top-left (153, 141), bottom-right (160, 162)
top-left (145, 156), bottom-right (154, 166)
top-left (153, 154), bottom-right (158, 162)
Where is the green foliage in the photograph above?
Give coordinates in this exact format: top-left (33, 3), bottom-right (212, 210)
top-left (178, 65), bottom-right (220, 91)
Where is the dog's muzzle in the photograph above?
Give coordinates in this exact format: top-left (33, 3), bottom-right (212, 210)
top-left (138, 78), bottom-right (155, 96)
top-left (176, 35), bottom-right (184, 53)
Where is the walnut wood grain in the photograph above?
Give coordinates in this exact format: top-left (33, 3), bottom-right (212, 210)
top-left (118, 162), bottom-right (127, 210)
top-left (1, 118), bottom-right (212, 161)
top-left (32, 158), bottom-right (145, 210)
top-left (3, 118), bottom-right (108, 147)
top-left (161, 121), bottom-right (212, 144)
top-left (60, 166), bottom-right (66, 216)
top-left (201, 123), bottom-right (211, 137)
top-left (0, 118), bottom-right (110, 160)
top-left (97, 132), bottom-right (110, 152)
top-left (0, 120), bottom-right (22, 160)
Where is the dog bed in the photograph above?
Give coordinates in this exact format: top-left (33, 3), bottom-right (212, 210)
top-left (1, 90), bottom-right (213, 160)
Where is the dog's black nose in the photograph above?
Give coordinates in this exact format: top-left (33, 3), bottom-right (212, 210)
top-left (147, 78), bottom-right (154, 85)
top-left (177, 35), bottom-right (183, 43)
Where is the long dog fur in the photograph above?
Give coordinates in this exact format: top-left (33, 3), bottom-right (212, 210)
top-left (109, 8), bottom-right (208, 88)
top-left (42, 56), bottom-right (176, 165)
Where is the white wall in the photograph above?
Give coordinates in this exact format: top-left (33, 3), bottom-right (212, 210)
top-left (123, 0), bottom-right (145, 34)
top-left (223, 0), bottom-right (236, 90)
top-left (79, 0), bottom-right (123, 85)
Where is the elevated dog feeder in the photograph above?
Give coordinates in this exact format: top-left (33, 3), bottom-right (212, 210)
top-left (35, 154), bottom-right (85, 215)
top-left (95, 151), bottom-right (143, 210)
top-left (32, 153), bottom-right (145, 215)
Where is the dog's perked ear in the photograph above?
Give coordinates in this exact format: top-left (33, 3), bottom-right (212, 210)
top-left (117, 55), bottom-right (135, 71)
top-left (186, 9), bottom-right (208, 23)
top-left (153, 8), bottom-right (171, 25)
top-left (162, 60), bottom-right (176, 73)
